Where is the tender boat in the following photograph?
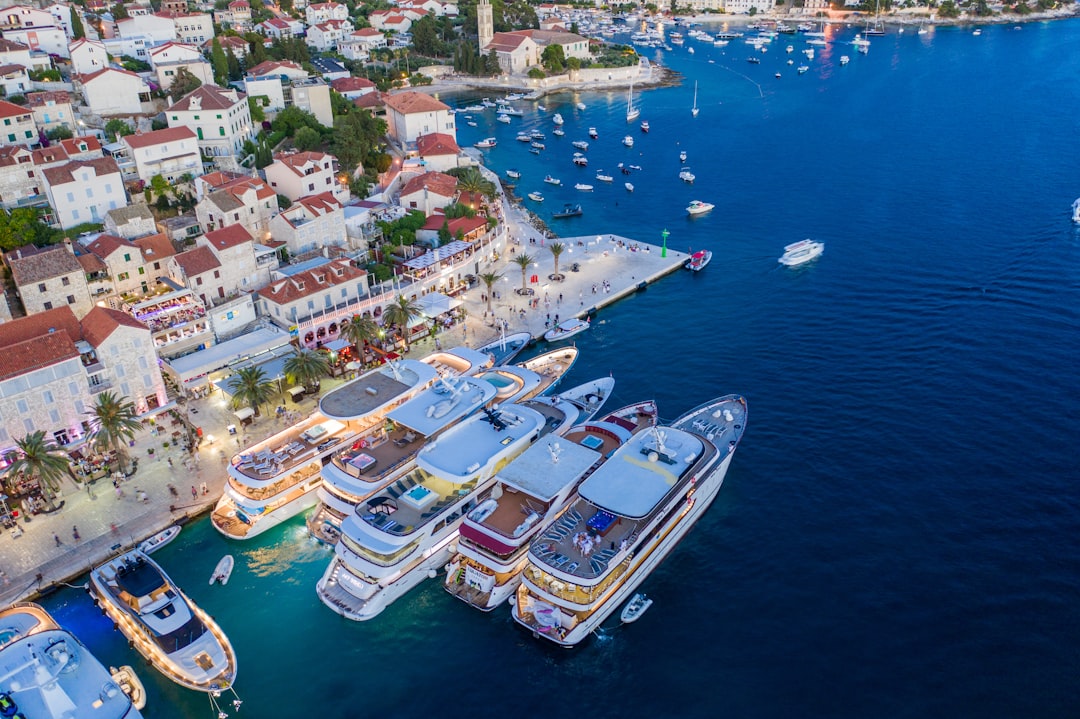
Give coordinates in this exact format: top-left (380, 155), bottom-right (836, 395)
top-left (497, 114), bottom-right (511, 124)
top-left (110, 665), bottom-right (146, 711)
top-left (686, 200), bottom-right (714, 215)
top-left (210, 554), bottom-right (234, 585)
top-left (474, 137), bottom-right (497, 148)
top-left (544, 175), bottom-right (561, 186)
top-left (573, 154), bottom-right (589, 167)
top-left (512, 395), bottom-right (749, 646)
top-left (596, 172), bottom-right (613, 183)
top-left (640, 120), bottom-right (650, 133)
top-left (625, 182), bottom-right (634, 192)
top-left (621, 593), bottom-right (653, 623)
top-left (530, 148), bottom-right (541, 155)
top-left (552, 204), bottom-right (583, 219)
top-left (0, 603), bottom-right (145, 718)
top-left (553, 128), bottom-right (565, 137)
top-left (679, 150), bottom-right (687, 162)
top-left (137, 525), bottom-right (180, 554)
top-left (90, 550), bottom-right (237, 693)
top-left (574, 183), bottom-right (594, 191)
top-left (446, 396), bottom-right (666, 612)
top-left (840, 55), bottom-right (850, 65)
top-left (531, 130), bottom-right (546, 140)
top-left (531, 141), bottom-right (545, 150)
top-left (543, 317), bottom-right (589, 342)
top-left (798, 65), bottom-right (809, 74)
top-left (1072, 197), bottom-right (1080, 223)
top-left (516, 132), bottom-right (532, 142)
top-left (748, 56), bottom-right (761, 64)
top-left (553, 113), bottom-right (564, 125)
top-left (623, 135), bottom-right (634, 147)
top-left (528, 192), bottom-right (544, 202)
top-left (778, 239), bottom-right (825, 266)
top-left (679, 168), bottom-right (696, 183)
top-left (576, 102), bottom-right (586, 110)
top-left (571, 140), bottom-right (589, 150)
top-left (684, 249), bottom-right (712, 272)
top-left (317, 403), bottom-right (552, 621)
top-left (506, 169), bottom-right (521, 179)
top-left (475, 331), bottom-right (532, 366)
top-left (588, 127), bottom-right (598, 138)
top-left (496, 104), bottom-right (522, 116)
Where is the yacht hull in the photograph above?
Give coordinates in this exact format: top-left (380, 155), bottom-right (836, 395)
top-left (211, 486), bottom-right (321, 540)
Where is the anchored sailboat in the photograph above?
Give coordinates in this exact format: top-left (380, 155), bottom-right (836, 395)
top-left (691, 81), bottom-right (699, 118)
top-left (626, 82), bottom-right (640, 122)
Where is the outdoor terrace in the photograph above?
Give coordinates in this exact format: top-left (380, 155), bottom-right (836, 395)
top-left (229, 417), bottom-right (347, 482)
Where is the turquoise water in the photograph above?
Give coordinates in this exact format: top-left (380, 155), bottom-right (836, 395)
top-left (44, 20), bottom-right (1080, 717)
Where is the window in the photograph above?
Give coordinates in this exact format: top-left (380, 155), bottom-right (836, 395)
top-left (123, 253), bottom-right (131, 262)
top-left (49, 409), bottom-right (60, 423)
top-left (74, 400), bottom-right (84, 414)
top-left (219, 127), bottom-right (226, 136)
top-left (138, 267), bottom-right (145, 275)
top-left (23, 419), bottom-right (33, 434)
top-left (116, 365), bottom-right (125, 378)
top-left (86, 187), bottom-right (93, 198)
top-left (43, 301), bottom-right (52, 310)
top-left (67, 295), bottom-right (75, 304)
top-left (104, 183), bottom-right (112, 194)
top-left (143, 374), bottom-right (153, 388)
top-left (194, 115), bottom-right (200, 120)
top-left (213, 270), bottom-right (220, 279)
top-left (43, 390), bottom-right (54, 403)
top-left (138, 356), bottom-right (148, 369)
top-left (16, 399), bottom-right (28, 413)
top-left (308, 183), bottom-right (315, 191)
top-left (38, 283), bottom-right (46, 293)
top-left (61, 277), bottom-right (69, 286)
top-left (5, 134), bottom-right (12, 142)
top-left (66, 191), bottom-right (74, 202)
top-left (196, 277), bottom-right (203, 285)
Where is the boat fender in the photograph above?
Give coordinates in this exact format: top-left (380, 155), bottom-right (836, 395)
top-left (427, 569), bottom-right (437, 579)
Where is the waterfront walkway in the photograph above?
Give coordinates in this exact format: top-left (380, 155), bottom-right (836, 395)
top-left (0, 200), bottom-right (687, 606)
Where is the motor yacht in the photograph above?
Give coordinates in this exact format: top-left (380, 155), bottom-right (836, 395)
top-left (0, 603), bottom-right (145, 718)
top-left (543, 318), bottom-right (589, 342)
top-left (571, 140), bottom-right (589, 151)
top-left (778, 239), bottom-right (825, 266)
top-left (506, 169), bottom-right (521, 179)
top-left (595, 172), bottom-right (614, 183)
top-left (544, 175), bottom-right (562, 186)
top-left (528, 192), bottom-right (544, 202)
top-left (90, 551), bottom-right (237, 693)
top-left (588, 127), bottom-right (598, 138)
top-left (512, 395), bottom-right (748, 646)
top-left (575, 183), bottom-right (594, 192)
top-left (623, 135), bottom-right (634, 147)
top-left (553, 113), bottom-right (564, 125)
top-left (1072, 197), bottom-right (1080, 223)
top-left (475, 330), bottom-right (532, 366)
top-left (679, 168), bottom-right (696, 183)
top-left (474, 138), bottom-right (497, 148)
top-left (316, 403), bottom-right (550, 621)
top-left (686, 200), bottom-right (714, 215)
top-left (573, 154), bottom-right (589, 167)
top-left (213, 358), bottom-right (439, 540)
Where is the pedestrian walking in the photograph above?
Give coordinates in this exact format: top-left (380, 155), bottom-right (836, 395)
top-left (168, 483), bottom-right (178, 498)
top-left (200, 482), bottom-right (208, 496)
top-left (72, 526), bottom-right (80, 542)
top-left (53, 533), bottom-right (62, 547)
top-left (167, 456), bottom-right (173, 467)
top-left (191, 486), bottom-right (198, 500)
top-left (115, 485), bottom-right (123, 500)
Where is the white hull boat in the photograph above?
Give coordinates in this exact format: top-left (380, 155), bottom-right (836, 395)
top-left (210, 554), bottom-right (234, 585)
top-left (138, 525), bottom-right (180, 555)
top-left (543, 318), bottom-right (589, 343)
top-left (620, 592), bottom-right (653, 623)
top-left (778, 239), bottom-right (825, 266)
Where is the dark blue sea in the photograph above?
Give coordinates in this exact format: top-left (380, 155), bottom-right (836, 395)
top-left (43, 21), bottom-right (1080, 718)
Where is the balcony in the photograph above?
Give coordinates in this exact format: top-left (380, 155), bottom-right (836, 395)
top-left (88, 379), bottom-right (113, 394)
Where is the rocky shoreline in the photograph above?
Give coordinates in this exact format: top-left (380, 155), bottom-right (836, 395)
top-left (415, 64), bottom-right (680, 101)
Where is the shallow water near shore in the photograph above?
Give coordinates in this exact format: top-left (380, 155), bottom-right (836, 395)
top-left (42, 20), bottom-right (1080, 718)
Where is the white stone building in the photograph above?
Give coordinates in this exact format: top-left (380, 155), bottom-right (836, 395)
top-left (78, 68), bottom-right (151, 117)
top-left (264, 151), bottom-right (349, 203)
top-left (41, 157), bottom-right (126, 229)
top-left (268, 192), bottom-right (347, 255)
top-left (166, 85), bottom-right (254, 172)
top-left (0, 99), bottom-right (36, 147)
top-left (122, 126), bottom-right (202, 184)
top-left (383, 91), bottom-right (456, 146)
top-left (7, 243), bottom-right (94, 319)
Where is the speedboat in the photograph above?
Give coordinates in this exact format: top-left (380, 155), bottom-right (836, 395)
top-left (474, 137), bottom-right (497, 148)
top-left (497, 114), bottom-right (511, 124)
top-left (576, 102), bottom-right (586, 110)
top-left (679, 168), bottom-right (696, 183)
top-left (528, 192), bottom-right (544, 202)
top-left (475, 331), bottom-right (532, 366)
top-left (686, 200), bottom-right (714, 215)
top-left (446, 396), bottom-right (667, 612)
top-left (553, 128), bottom-right (565, 137)
top-left (572, 140), bottom-right (589, 150)
top-left (574, 183), bottom-right (593, 191)
top-left (595, 172), bottom-right (613, 183)
top-left (513, 395), bottom-right (749, 646)
top-left (467, 121), bottom-right (477, 127)
top-left (543, 317), bottom-right (589, 342)
top-left (544, 175), bottom-right (561, 186)
top-left (1073, 197), bottom-right (1080, 223)
top-left (623, 135), bottom-right (634, 147)
top-left (778, 239), bottom-right (825, 266)
top-left (516, 132), bottom-right (532, 142)
top-left (588, 127), bottom-right (598, 138)
top-left (553, 113), bottom-right (564, 125)
top-left (625, 182), bottom-right (634, 192)
top-left (531, 141), bottom-right (545, 150)
top-left (90, 550), bottom-right (237, 693)
top-left (573, 154), bottom-right (588, 166)
top-left (552, 204), bottom-right (583, 219)
top-left (748, 56), bottom-right (761, 64)
top-left (506, 169), bottom-right (521, 179)
top-left (679, 150), bottom-right (687, 162)
top-left (640, 120), bottom-right (649, 133)
top-left (530, 130), bottom-right (546, 140)
top-left (0, 603), bottom-right (145, 718)
top-left (840, 55), bottom-right (850, 65)
top-left (798, 65), bottom-right (809, 74)
top-left (317, 403), bottom-right (551, 621)
top-left (684, 249), bottom-right (712, 272)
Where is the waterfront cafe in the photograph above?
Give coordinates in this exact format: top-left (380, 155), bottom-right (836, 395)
top-left (162, 326), bottom-right (294, 399)
top-left (398, 239), bottom-right (477, 296)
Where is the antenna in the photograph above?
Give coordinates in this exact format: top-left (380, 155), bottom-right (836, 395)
top-left (547, 441), bottom-right (562, 464)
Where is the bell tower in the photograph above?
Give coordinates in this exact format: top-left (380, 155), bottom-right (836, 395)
top-left (477, 0), bottom-right (493, 53)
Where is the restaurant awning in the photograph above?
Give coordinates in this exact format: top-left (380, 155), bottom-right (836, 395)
top-left (415, 292), bottom-right (462, 319)
top-left (233, 407), bottom-right (255, 421)
top-left (324, 338), bottom-right (350, 352)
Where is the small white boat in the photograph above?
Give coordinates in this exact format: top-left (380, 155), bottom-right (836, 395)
top-left (679, 150), bottom-right (687, 163)
top-left (528, 191), bottom-right (544, 202)
top-left (543, 317), bottom-right (590, 342)
top-left (210, 554), bottom-right (234, 585)
top-left (588, 127), bottom-right (598, 138)
top-left (786, 44), bottom-right (794, 53)
top-left (553, 113), bottom-right (564, 125)
top-left (623, 135), bottom-right (634, 147)
top-left (778, 239), bottom-right (825, 266)
top-left (537, 104), bottom-right (546, 112)
top-left (576, 102), bottom-right (586, 110)
top-left (620, 593), bottom-right (653, 623)
top-left (575, 183), bottom-right (594, 191)
top-left (544, 175), bottom-right (561, 186)
top-left (625, 182), bottom-right (634, 192)
top-left (797, 65), bottom-right (809, 74)
top-left (474, 137), bottom-right (497, 148)
top-left (687, 46), bottom-right (695, 54)
top-left (1072, 197), bottom-right (1080, 223)
top-left (918, 27), bottom-right (929, 35)
top-left (684, 249), bottom-right (712, 272)
top-left (686, 200), bottom-right (714, 215)
top-left (596, 172), bottom-right (613, 183)
top-left (138, 525), bottom-right (180, 555)
top-left (467, 121), bottom-right (478, 127)
top-left (531, 141), bottom-right (545, 150)
top-left (497, 114), bottom-right (511, 124)
top-left (110, 665), bottom-right (147, 710)
top-left (553, 128), bottom-right (565, 137)
top-left (572, 140), bottom-right (589, 150)
top-left (972, 28), bottom-right (982, 36)
top-left (573, 154), bottom-right (588, 166)
top-left (506, 169), bottom-right (521, 179)
top-left (840, 55), bottom-right (850, 65)
top-left (679, 168), bottom-right (696, 184)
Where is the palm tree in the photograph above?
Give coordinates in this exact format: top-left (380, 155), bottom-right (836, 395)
top-left (514, 253), bottom-right (534, 295)
top-left (453, 166), bottom-right (497, 199)
top-left (383, 294), bottom-right (424, 351)
top-left (6, 431), bottom-right (70, 508)
top-left (341, 314), bottom-right (379, 358)
top-left (227, 366), bottom-right (277, 417)
top-left (479, 271), bottom-right (501, 314)
top-left (86, 391), bottom-right (142, 474)
top-left (284, 348), bottom-right (331, 394)
top-left (549, 242), bottom-right (566, 280)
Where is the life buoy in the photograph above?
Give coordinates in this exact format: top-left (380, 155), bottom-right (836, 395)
top-left (358, 439), bottom-right (367, 449)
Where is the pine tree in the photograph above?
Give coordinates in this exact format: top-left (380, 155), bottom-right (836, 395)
top-left (210, 38), bottom-right (228, 85)
top-left (226, 48), bottom-right (243, 81)
top-left (70, 10), bottom-right (85, 40)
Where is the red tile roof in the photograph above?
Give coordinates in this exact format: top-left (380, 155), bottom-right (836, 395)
top-left (415, 133), bottom-right (460, 157)
top-left (58, 136), bottom-right (102, 156)
top-left (123, 126), bottom-right (197, 149)
top-left (330, 77), bottom-right (376, 94)
top-left (80, 306), bottom-right (149, 346)
top-left (400, 170), bottom-right (457, 199)
top-left (353, 92), bottom-right (385, 110)
top-left (383, 91), bottom-right (449, 115)
top-left (168, 84), bottom-right (245, 112)
top-left (173, 245), bottom-right (221, 276)
top-left (78, 67), bottom-right (144, 84)
top-left (420, 214), bottom-right (487, 235)
top-left (24, 90), bottom-right (71, 107)
top-left (246, 59), bottom-right (303, 77)
top-left (76, 252), bottom-right (107, 274)
top-left (0, 334), bottom-right (80, 381)
top-left (0, 306), bottom-right (82, 347)
top-left (86, 233), bottom-right (134, 260)
top-left (134, 233), bottom-right (176, 261)
top-left (271, 150), bottom-right (334, 177)
top-left (0, 99), bottom-right (31, 119)
top-left (256, 259), bottom-right (365, 304)
top-left (203, 224), bottom-right (254, 251)
top-left (9, 244), bottom-right (83, 285)
top-left (40, 157), bottom-right (120, 186)
top-left (350, 27), bottom-right (382, 37)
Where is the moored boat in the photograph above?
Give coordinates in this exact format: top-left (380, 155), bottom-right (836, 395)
top-left (596, 172), bottom-right (613, 183)
top-left (1072, 197), bottom-right (1080, 223)
top-left (137, 525), bottom-right (180, 554)
top-left (778, 239), bottom-right (825, 266)
top-left (588, 127), bottom-right (598, 138)
top-left (0, 603), bottom-right (145, 719)
top-left (90, 550), bottom-right (237, 693)
top-left (110, 666), bottom-right (146, 711)
top-left (512, 394), bottom-right (748, 646)
top-left (686, 200), bottom-right (714, 215)
top-left (543, 318), bottom-right (589, 342)
top-left (506, 168), bottom-right (521, 179)
top-left (684, 249), bottom-right (712, 272)
top-left (623, 135), bottom-right (634, 147)
top-left (544, 175), bottom-right (561, 186)
top-left (475, 330), bottom-right (532, 365)
top-left (210, 554), bottom-right (234, 585)
top-left (574, 183), bottom-right (593, 191)
top-left (474, 137), bottom-right (497, 148)
top-left (528, 191), bottom-right (544, 202)
top-left (625, 182), bottom-right (634, 192)
top-left (620, 592), bottom-right (653, 623)
top-left (553, 204), bottom-right (583, 219)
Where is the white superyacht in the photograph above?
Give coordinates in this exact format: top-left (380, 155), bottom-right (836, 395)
top-left (512, 394), bottom-right (748, 646)
top-left (0, 603), bottom-right (144, 719)
top-left (316, 403), bottom-right (549, 620)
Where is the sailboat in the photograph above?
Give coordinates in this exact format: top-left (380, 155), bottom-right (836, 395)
top-left (864, 0), bottom-right (885, 35)
top-left (691, 81), bottom-right (699, 118)
top-left (626, 82), bottom-right (640, 123)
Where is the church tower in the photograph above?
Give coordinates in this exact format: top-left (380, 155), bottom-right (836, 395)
top-left (477, 0), bottom-right (493, 54)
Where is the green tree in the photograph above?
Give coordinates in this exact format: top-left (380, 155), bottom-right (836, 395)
top-left (383, 294), bottom-right (423, 351)
top-left (341, 314), bottom-right (379, 356)
top-left (0, 208), bottom-right (50, 250)
top-left (541, 44), bottom-right (566, 73)
top-left (485, 49), bottom-right (502, 75)
top-left (5, 431), bottom-right (69, 507)
top-left (567, 56), bottom-right (581, 72)
top-left (226, 48), bottom-right (243, 81)
top-left (111, 3), bottom-right (129, 19)
top-left (104, 118), bottom-right (134, 139)
top-left (248, 96), bottom-right (266, 123)
top-left (246, 32), bottom-right (268, 64)
top-left (71, 10), bottom-right (86, 40)
top-left (45, 125), bottom-right (73, 140)
top-left (447, 166), bottom-right (496, 199)
top-left (938, 0), bottom-right (960, 15)
top-left (412, 15), bottom-right (439, 56)
top-left (293, 125), bottom-right (321, 151)
top-left (332, 108), bottom-right (387, 175)
top-left (86, 391), bottom-right (142, 474)
top-left (168, 66), bottom-right (203, 102)
top-left (479, 271), bottom-right (501, 314)
top-left (227, 366), bottom-right (277, 417)
top-left (514, 252), bottom-right (533, 294)
top-left (548, 241), bottom-right (565, 279)
top-left (438, 218), bottom-right (452, 245)
top-left (283, 348), bottom-right (330, 393)
top-left (149, 174), bottom-right (170, 199)
top-left (272, 105), bottom-right (325, 136)
top-left (210, 38), bottom-right (229, 85)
